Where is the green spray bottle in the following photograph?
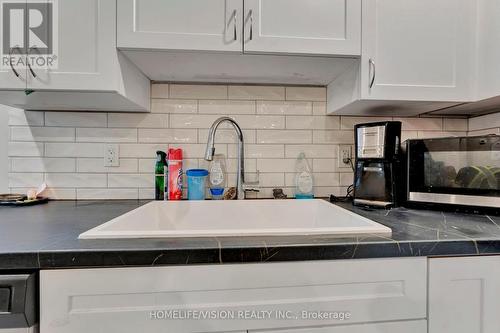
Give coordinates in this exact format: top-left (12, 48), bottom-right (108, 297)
top-left (155, 151), bottom-right (167, 200)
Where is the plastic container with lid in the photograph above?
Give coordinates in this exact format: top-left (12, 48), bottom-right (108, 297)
top-left (186, 169), bottom-right (209, 200)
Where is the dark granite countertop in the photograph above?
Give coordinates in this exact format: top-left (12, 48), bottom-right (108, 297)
top-left (1, 200), bottom-right (500, 270)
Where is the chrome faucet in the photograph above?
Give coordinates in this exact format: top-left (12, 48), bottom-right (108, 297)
top-left (204, 117), bottom-right (258, 199)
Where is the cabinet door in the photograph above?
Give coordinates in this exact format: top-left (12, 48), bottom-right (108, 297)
top-left (361, 0), bottom-right (476, 102)
top-left (27, 0), bottom-right (117, 91)
top-left (40, 258), bottom-right (426, 333)
top-left (0, 0), bottom-right (26, 90)
top-left (476, 0), bottom-right (500, 100)
top-left (251, 320), bottom-right (427, 333)
top-left (244, 0), bottom-right (361, 56)
top-left (429, 256), bottom-right (500, 333)
top-left (117, 0), bottom-right (243, 52)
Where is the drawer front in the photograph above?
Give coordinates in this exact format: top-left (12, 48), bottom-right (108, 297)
top-left (252, 320), bottom-right (427, 333)
top-left (41, 258), bottom-right (426, 333)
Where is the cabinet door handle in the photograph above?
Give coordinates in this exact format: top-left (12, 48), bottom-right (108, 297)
top-left (8, 46), bottom-right (21, 78)
top-left (233, 10), bottom-right (237, 41)
top-left (27, 46), bottom-right (38, 78)
top-left (369, 58), bottom-right (376, 88)
top-left (249, 9), bottom-right (253, 40)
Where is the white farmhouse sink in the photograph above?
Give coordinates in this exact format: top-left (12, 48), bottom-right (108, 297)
top-left (78, 199), bottom-right (391, 239)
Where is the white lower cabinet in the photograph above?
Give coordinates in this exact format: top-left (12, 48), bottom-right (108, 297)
top-left (40, 258), bottom-right (426, 333)
top-left (429, 256), bottom-right (500, 333)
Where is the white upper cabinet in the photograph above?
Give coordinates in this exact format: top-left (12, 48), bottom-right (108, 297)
top-left (475, 0), bottom-right (500, 100)
top-left (117, 0), bottom-right (243, 52)
top-left (0, 0), bottom-right (26, 91)
top-left (243, 0), bottom-right (361, 56)
top-left (117, 0), bottom-right (360, 56)
top-left (428, 0), bottom-right (500, 115)
top-left (361, 0), bottom-right (476, 102)
top-left (0, 0), bottom-right (150, 112)
top-left (116, 0), bottom-right (362, 86)
top-left (28, 0), bottom-right (117, 91)
top-left (327, 0), bottom-right (477, 115)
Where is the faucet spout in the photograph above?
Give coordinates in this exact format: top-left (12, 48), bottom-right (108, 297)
top-left (204, 117), bottom-right (246, 199)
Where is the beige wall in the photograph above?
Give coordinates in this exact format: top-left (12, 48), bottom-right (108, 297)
top-left (7, 84), bottom-right (469, 199)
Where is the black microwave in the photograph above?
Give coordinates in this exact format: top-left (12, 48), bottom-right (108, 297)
top-left (404, 135), bottom-right (500, 212)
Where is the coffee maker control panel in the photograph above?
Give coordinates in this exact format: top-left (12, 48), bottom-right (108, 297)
top-left (357, 125), bottom-right (386, 159)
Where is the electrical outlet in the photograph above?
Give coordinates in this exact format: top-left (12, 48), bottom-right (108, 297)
top-left (338, 145), bottom-right (352, 168)
top-left (104, 144), bottom-right (120, 167)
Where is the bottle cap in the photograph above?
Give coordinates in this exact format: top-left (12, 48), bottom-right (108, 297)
top-left (168, 148), bottom-right (183, 160)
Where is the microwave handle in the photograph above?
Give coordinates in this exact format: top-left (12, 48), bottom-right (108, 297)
top-left (395, 136), bottom-right (400, 155)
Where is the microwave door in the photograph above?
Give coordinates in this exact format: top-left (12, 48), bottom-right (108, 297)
top-left (407, 136), bottom-right (500, 208)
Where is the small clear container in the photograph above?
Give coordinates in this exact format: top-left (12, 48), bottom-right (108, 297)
top-left (186, 169), bottom-right (209, 200)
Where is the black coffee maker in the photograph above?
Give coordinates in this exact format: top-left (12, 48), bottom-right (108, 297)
top-left (353, 121), bottom-right (403, 208)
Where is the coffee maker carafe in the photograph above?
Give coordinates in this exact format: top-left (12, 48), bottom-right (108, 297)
top-left (353, 121), bottom-right (402, 208)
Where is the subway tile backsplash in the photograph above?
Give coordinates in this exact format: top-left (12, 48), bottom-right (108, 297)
top-left (8, 83), bottom-right (469, 200)
top-left (468, 112), bottom-right (500, 135)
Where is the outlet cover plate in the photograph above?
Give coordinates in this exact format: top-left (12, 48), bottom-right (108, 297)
top-left (338, 145), bottom-right (352, 169)
top-left (104, 144), bottom-right (120, 167)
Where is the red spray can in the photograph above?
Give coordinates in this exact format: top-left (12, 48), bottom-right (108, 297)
top-left (167, 148), bottom-right (183, 200)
